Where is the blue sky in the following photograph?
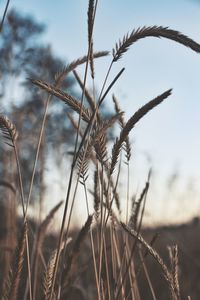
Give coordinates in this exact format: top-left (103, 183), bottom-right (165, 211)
top-left (1, 0), bottom-right (200, 224)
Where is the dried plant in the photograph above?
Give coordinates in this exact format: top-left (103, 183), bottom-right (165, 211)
top-left (112, 26), bottom-right (200, 62)
top-left (110, 89), bottom-right (172, 174)
top-left (29, 79), bottom-right (92, 123)
top-left (1, 1), bottom-right (199, 299)
top-left (5, 221), bottom-right (28, 300)
top-left (121, 222), bottom-right (178, 299)
top-left (55, 51), bottom-right (109, 84)
top-left (61, 215), bottom-right (93, 290)
top-left (0, 115), bottom-right (18, 146)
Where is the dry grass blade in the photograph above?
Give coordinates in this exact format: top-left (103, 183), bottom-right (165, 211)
top-left (8, 221), bottom-right (28, 300)
top-left (110, 89), bottom-right (172, 174)
top-left (29, 79), bottom-right (92, 123)
top-left (0, 115), bottom-right (18, 147)
top-left (55, 51), bottom-right (109, 83)
top-left (113, 26), bottom-right (200, 62)
top-left (121, 222), bottom-right (177, 299)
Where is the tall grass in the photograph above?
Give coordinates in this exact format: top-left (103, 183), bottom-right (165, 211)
top-left (0, 1), bottom-right (200, 299)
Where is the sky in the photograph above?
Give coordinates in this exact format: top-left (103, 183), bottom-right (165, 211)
top-left (1, 0), bottom-right (200, 225)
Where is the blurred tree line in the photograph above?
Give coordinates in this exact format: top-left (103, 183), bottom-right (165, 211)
top-left (0, 8), bottom-right (80, 286)
top-left (0, 9), bottom-right (79, 203)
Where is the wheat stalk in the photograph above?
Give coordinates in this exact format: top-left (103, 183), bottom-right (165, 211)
top-left (0, 115), bottom-right (18, 146)
top-left (43, 241), bottom-right (67, 300)
top-left (29, 79), bottom-right (92, 123)
top-left (32, 202), bottom-right (63, 299)
top-left (7, 221), bottom-right (28, 300)
top-left (55, 50), bottom-right (109, 84)
top-left (73, 70), bottom-right (97, 114)
top-left (110, 89), bottom-right (172, 174)
top-left (0, 115), bottom-right (33, 299)
top-left (61, 215), bottom-right (93, 290)
top-left (168, 245), bottom-right (181, 300)
top-left (112, 94), bottom-right (131, 162)
top-left (129, 181), bottom-right (149, 230)
top-left (121, 223), bottom-right (178, 299)
top-left (113, 26), bottom-right (200, 62)
top-left (88, 0), bottom-right (95, 78)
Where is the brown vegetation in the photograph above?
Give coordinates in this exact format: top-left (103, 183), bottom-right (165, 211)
top-left (0, 0), bottom-right (200, 299)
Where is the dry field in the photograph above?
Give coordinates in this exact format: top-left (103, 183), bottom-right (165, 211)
top-left (0, 1), bottom-right (200, 299)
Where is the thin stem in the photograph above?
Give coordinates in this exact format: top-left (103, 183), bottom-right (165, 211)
top-left (138, 247), bottom-right (157, 300)
top-left (126, 163), bottom-right (130, 224)
top-left (49, 2), bottom-right (99, 298)
top-left (83, 180), bottom-right (101, 300)
top-left (25, 94), bottom-right (51, 218)
top-left (13, 144), bottom-right (32, 300)
top-left (0, 0), bottom-right (10, 33)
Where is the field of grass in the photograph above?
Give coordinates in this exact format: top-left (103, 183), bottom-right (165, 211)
top-left (0, 1), bottom-right (200, 299)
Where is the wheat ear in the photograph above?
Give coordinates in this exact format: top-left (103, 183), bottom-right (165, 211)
top-left (0, 115), bottom-right (18, 146)
top-left (55, 51), bottom-right (109, 83)
top-left (88, 0), bottom-right (95, 78)
top-left (29, 79), bottom-right (92, 123)
top-left (61, 215), bottom-right (93, 289)
top-left (168, 245), bottom-right (181, 300)
top-left (32, 201), bottom-right (63, 299)
top-left (112, 94), bottom-right (131, 161)
top-left (113, 26), bottom-right (200, 62)
top-left (73, 70), bottom-right (97, 114)
top-left (121, 222), bottom-right (178, 299)
top-left (7, 221), bottom-right (28, 300)
top-left (43, 241), bottom-right (68, 300)
top-left (110, 89), bottom-right (172, 174)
